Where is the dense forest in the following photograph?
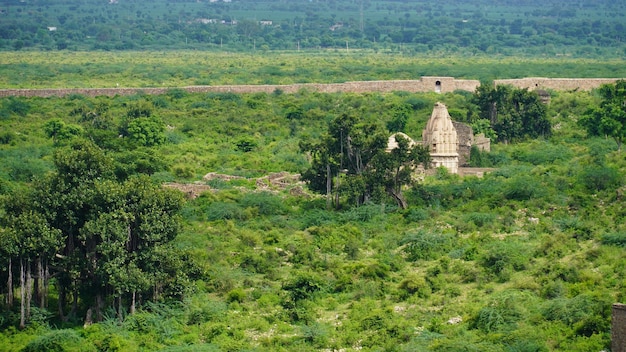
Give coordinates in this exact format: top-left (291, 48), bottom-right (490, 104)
top-left (1, 0), bottom-right (625, 57)
top-left (0, 76), bottom-right (625, 350)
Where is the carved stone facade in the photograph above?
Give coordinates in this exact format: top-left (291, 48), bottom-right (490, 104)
top-left (423, 102), bottom-right (459, 174)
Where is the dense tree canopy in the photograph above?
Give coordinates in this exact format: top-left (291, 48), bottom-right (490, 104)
top-left (580, 80), bottom-right (626, 151)
top-left (0, 0), bottom-right (624, 56)
top-left (472, 84), bottom-right (551, 143)
top-left (0, 140), bottom-right (190, 326)
top-left (301, 111), bottom-right (429, 209)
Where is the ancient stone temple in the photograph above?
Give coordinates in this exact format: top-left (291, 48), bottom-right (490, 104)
top-left (422, 102), bottom-right (459, 173)
top-left (386, 102), bottom-right (490, 175)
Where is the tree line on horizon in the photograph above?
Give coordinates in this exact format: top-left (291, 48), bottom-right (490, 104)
top-left (0, 0), bottom-right (624, 57)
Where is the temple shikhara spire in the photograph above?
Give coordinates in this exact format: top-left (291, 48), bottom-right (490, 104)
top-left (422, 102), bottom-right (459, 174)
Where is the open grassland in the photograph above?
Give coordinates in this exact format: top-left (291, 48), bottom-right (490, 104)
top-left (1, 51), bottom-right (625, 89)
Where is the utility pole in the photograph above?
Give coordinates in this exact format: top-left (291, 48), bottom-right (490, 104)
top-left (360, 0), bottom-right (364, 33)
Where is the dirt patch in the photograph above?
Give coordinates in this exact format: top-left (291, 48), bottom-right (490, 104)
top-left (166, 172), bottom-right (305, 199)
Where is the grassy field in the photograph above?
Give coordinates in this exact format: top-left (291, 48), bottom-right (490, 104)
top-left (1, 51), bottom-right (625, 89)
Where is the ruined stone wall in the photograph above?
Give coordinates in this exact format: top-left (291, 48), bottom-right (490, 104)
top-left (494, 78), bottom-right (623, 91)
top-left (614, 303), bottom-right (626, 352)
top-left (0, 77), bottom-right (480, 98)
top-left (452, 121), bottom-right (473, 166)
top-left (2, 77), bottom-right (623, 98)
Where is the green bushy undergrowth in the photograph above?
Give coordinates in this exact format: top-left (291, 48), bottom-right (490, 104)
top-left (0, 89), bottom-right (624, 351)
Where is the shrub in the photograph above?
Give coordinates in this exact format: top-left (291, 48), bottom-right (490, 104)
top-left (462, 212), bottom-right (496, 228)
top-left (226, 288), bottom-right (247, 303)
top-left (0, 131), bottom-right (16, 144)
top-left (600, 232), bottom-right (626, 247)
top-left (341, 203), bottom-right (387, 223)
top-left (235, 137), bottom-right (257, 152)
top-left (470, 291), bottom-right (526, 333)
top-left (240, 191), bottom-right (287, 216)
top-left (127, 117), bottom-right (166, 147)
top-left (283, 271), bottom-right (326, 302)
top-left (205, 202), bottom-right (246, 221)
top-left (2, 97), bottom-right (31, 116)
top-left (578, 165), bottom-right (621, 192)
top-left (166, 88), bottom-right (188, 100)
top-left (398, 273), bottom-right (431, 299)
top-left (479, 240), bottom-right (530, 281)
top-left (301, 322), bottom-right (330, 347)
top-left (400, 230), bottom-right (457, 261)
top-left (503, 176), bottom-right (542, 201)
top-left (187, 301), bottom-right (228, 325)
top-left (541, 293), bottom-right (611, 336)
top-left (21, 329), bottom-right (86, 352)
top-left (403, 207), bottom-right (429, 222)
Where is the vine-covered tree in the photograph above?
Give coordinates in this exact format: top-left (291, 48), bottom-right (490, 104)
top-left (472, 84), bottom-right (550, 143)
top-left (580, 80), bottom-right (626, 151)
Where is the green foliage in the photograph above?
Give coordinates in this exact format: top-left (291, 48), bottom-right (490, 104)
top-left (398, 273), bottom-right (431, 299)
top-left (580, 80), bottom-right (626, 150)
top-left (125, 100), bottom-right (153, 119)
top-left (235, 137), bottom-right (257, 152)
top-left (600, 232), bottom-right (626, 247)
top-left (0, 131), bottom-right (17, 145)
top-left (127, 117), bottom-right (166, 147)
top-left (283, 271), bottom-right (327, 303)
top-left (470, 291), bottom-right (528, 333)
top-left (503, 175), bottom-right (543, 201)
top-left (541, 293), bottom-right (611, 337)
top-left (473, 85), bottom-right (551, 143)
top-left (21, 329), bottom-right (90, 352)
top-left (400, 230), bottom-right (457, 261)
top-left (0, 82), bottom-right (625, 352)
top-left (578, 165), bottom-right (621, 192)
top-left (1, 97), bottom-right (30, 117)
top-left (479, 240), bottom-right (530, 281)
top-left (44, 118), bottom-right (83, 145)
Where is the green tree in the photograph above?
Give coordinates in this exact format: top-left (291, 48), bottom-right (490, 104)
top-left (386, 103), bottom-right (412, 133)
top-left (1, 140), bottom-right (187, 326)
top-left (301, 111), bottom-right (386, 208)
top-left (44, 118), bottom-right (83, 145)
top-left (580, 80), bottom-right (626, 151)
top-left (371, 134), bottom-right (430, 208)
top-left (472, 84), bottom-right (550, 143)
top-left (301, 112), bottom-right (428, 209)
top-left (126, 117), bottom-right (166, 147)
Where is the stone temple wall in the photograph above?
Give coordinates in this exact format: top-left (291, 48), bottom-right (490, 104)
top-left (452, 121), bottom-right (474, 166)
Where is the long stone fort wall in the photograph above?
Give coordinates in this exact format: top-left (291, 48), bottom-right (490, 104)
top-left (493, 77), bottom-right (622, 91)
top-left (0, 77), bottom-right (623, 98)
top-left (0, 77), bottom-right (480, 98)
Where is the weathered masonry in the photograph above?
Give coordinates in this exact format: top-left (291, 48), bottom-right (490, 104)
top-left (0, 77), bottom-right (480, 98)
top-left (0, 77), bottom-right (623, 98)
top-left (494, 77), bottom-right (623, 91)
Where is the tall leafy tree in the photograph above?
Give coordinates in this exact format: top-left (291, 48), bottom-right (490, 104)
top-left (472, 84), bottom-right (550, 143)
top-left (301, 112), bottom-right (429, 209)
top-left (371, 134), bottom-right (430, 209)
top-left (1, 140), bottom-right (188, 326)
top-left (580, 80), bottom-right (626, 151)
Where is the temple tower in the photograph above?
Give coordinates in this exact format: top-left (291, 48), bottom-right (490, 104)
top-left (422, 102), bottom-right (459, 173)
